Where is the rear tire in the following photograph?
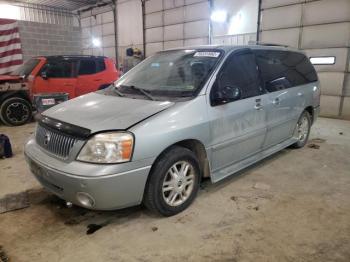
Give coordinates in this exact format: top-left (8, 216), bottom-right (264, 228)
top-left (291, 111), bottom-right (311, 148)
top-left (143, 146), bottom-right (201, 216)
top-left (0, 97), bottom-right (32, 126)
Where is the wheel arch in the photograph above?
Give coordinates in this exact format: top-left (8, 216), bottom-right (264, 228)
top-left (304, 106), bottom-right (314, 124)
top-left (0, 91), bottom-right (31, 105)
top-left (148, 139), bottom-right (211, 181)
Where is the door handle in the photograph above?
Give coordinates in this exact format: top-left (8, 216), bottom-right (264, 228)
top-left (94, 79), bottom-right (102, 81)
top-left (254, 98), bottom-right (263, 110)
top-left (297, 92), bottom-right (304, 97)
top-left (272, 97), bottom-right (280, 105)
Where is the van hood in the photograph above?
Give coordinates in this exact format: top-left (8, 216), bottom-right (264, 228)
top-left (43, 92), bottom-right (175, 133)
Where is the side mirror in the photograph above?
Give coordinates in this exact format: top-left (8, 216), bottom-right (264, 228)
top-left (40, 71), bottom-right (48, 80)
top-left (211, 85), bottom-right (241, 106)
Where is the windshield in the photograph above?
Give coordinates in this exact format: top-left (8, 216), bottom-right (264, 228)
top-left (10, 58), bottom-right (40, 77)
top-left (115, 49), bottom-right (223, 97)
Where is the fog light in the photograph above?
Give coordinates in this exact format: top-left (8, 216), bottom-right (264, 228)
top-left (76, 192), bottom-right (95, 208)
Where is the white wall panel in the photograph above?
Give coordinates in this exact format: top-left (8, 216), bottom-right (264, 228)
top-left (320, 95), bottom-right (341, 117)
top-left (164, 40), bottom-right (184, 49)
top-left (303, 0), bottom-right (350, 26)
top-left (185, 2), bottom-right (209, 22)
top-left (145, 0), bottom-right (163, 14)
top-left (102, 35), bottom-right (115, 47)
top-left (82, 27), bottom-right (91, 39)
top-left (304, 48), bottom-right (349, 72)
top-left (301, 23), bottom-right (350, 49)
top-left (104, 47), bottom-right (116, 58)
top-left (83, 49), bottom-right (92, 55)
top-left (342, 97), bottom-right (350, 118)
top-left (261, 5), bottom-right (301, 30)
top-left (92, 25), bottom-right (102, 37)
top-left (102, 23), bottom-right (114, 36)
top-left (146, 12), bottom-right (163, 28)
top-left (318, 72), bottom-right (345, 96)
top-left (260, 28), bottom-right (300, 47)
top-left (81, 17), bottom-right (91, 27)
top-left (164, 24), bottom-right (184, 41)
top-left (146, 42), bottom-right (163, 55)
top-left (102, 11), bottom-right (114, 24)
top-left (164, 0), bottom-right (185, 9)
top-left (117, 0), bottom-right (143, 47)
top-left (184, 37), bottom-right (208, 46)
top-left (261, 0), bottom-right (301, 9)
top-left (164, 7), bottom-right (184, 25)
top-left (344, 74), bottom-right (350, 97)
top-left (146, 27), bottom-right (164, 42)
top-left (184, 20), bottom-right (209, 38)
top-left (185, 0), bottom-right (205, 4)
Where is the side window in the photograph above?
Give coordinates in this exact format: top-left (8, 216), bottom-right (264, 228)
top-left (78, 60), bottom-right (96, 75)
top-left (214, 51), bottom-right (261, 100)
top-left (96, 59), bottom-right (106, 73)
top-left (43, 60), bottom-right (76, 78)
top-left (255, 50), bottom-right (318, 92)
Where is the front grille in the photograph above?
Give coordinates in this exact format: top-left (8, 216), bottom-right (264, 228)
top-left (36, 124), bottom-right (79, 159)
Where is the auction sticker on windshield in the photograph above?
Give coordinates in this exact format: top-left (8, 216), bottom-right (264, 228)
top-left (193, 52), bottom-right (220, 58)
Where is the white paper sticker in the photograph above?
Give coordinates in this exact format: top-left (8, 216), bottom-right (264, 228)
top-left (194, 52), bottom-right (220, 58)
top-left (42, 98), bottom-right (55, 106)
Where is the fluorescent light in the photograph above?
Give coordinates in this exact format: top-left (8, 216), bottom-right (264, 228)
top-left (210, 10), bottom-right (227, 23)
top-left (0, 4), bottom-right (20, 20)
top-left (310, 56), bottom-right (335, 65)
top-left (92, 37), bottom-right (101, 47)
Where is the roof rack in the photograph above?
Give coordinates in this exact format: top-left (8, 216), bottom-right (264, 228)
top-left (248, 41), bottom-right (289, 48)
top-left (43, 55), bottom-right (107, 59)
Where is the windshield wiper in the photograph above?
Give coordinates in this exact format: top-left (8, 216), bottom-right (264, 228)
top-left (121, 85), bottom-right (155, 101)
top-left (113, 86), bottom-right (125, 97)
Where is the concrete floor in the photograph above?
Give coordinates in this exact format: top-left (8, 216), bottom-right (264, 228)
top-left (0, 118), bottom-right (349, 262)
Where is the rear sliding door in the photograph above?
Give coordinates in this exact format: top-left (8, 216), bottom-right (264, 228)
top-left (254, 50), bottom-right (318, 148)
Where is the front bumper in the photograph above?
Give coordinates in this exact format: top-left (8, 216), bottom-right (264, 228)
top-left (24, 137), bottom-right (152, 210)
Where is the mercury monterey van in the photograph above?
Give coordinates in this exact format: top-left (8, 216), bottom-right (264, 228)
top-left (25, 44), bottom-right (320, 216)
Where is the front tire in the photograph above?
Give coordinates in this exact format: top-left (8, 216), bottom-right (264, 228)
top-left (0, 97), bottom-right (32, 126)
top-left (291, 111), bottom-right (311, 148)
top-left (143, 146), bottom-right (201, 216)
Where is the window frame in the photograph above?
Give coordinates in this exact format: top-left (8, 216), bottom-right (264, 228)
top-left (40, 59), bottom-right (78, 78)
top-left (210, 48), bottom-right (263, 106)
top-left (254, 49), bottom-right (318, 93)
top-left (78, 59), bottom-right (98, 76)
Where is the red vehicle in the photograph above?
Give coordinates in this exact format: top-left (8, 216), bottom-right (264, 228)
top-left (0, 55), bottom-right (119, 126)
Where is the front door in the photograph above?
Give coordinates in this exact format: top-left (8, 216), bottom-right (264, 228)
top-left (207, 49), bottom-right (267, 182)
top-left (34, 59), bottom-right (77, 99)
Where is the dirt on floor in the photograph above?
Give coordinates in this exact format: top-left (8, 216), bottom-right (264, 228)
top-left (0, 118), bottom-right (350, 262)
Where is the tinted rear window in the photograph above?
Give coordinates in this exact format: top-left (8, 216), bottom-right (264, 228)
top-left (254, 50), bottom-right (318, 92)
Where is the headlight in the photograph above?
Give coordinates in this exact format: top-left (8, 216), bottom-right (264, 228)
top-left (77, 132), bottom-right (134, 164)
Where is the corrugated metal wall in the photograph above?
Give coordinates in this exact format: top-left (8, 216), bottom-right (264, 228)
top-left (144, 0), bottom-right (210, 55)
top-left (211, 0), bottom-right (258, 45)
top-left (80, 5), bottom-right (116, 59)
top-left (80, 0), bottom-right (144, 68)
top-left (16, 3), bottom-right (78, 25)
top-left (259, 0), bottom-right (350, 119)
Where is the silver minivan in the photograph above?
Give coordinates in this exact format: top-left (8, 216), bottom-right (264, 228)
top-left (25, 45), bottom-right (320, 216)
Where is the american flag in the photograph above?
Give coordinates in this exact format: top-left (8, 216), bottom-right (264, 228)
top-left (0, 18), bottom-right (23, 75)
